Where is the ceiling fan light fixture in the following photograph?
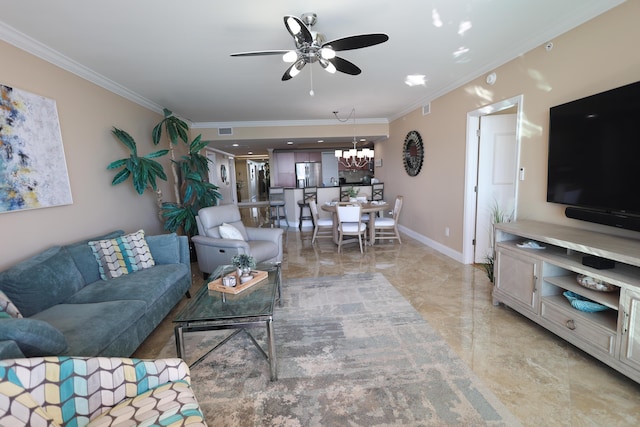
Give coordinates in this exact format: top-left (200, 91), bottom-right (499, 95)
top-left (237, 13), bottom-right (388, 83)
top-left (320, 47), bottom-right (336, 59)
top-left (289, 59), bottom-right (306, 78)
top-left (286, 16), bottom-right (302, 35)
top-left (319, 58), bottom-right (336, 74)
top-left (282, 50), bottom-right (298, 62)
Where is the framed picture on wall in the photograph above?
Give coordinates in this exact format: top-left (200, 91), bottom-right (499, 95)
top-left (0, 84), bottom-right (73, 213)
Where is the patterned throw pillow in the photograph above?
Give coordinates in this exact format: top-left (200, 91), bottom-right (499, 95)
top-left (88, 230), bottom-right (155, 280)
top-left (0, 290), bottom-right (22, 319)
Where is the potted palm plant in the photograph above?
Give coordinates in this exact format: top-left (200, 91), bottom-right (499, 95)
top-left (107, 109), bottom-right (222, 258)
top-left (151, 109), bottom-right (222, 238)
top-left (108, 128), bottom-right (169, 220)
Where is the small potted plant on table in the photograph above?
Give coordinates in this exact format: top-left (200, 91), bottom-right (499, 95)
top-left (232, 254), bottom-right (256, 283)
top-left (347, 187), bottom-right (359, 202)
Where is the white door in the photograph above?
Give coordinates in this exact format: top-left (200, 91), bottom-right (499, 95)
top-left (474, 114), bottom-right (517, 263)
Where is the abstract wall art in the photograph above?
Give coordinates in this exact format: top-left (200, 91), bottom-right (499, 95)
top-left (0, 84), bottom-right (72, 213)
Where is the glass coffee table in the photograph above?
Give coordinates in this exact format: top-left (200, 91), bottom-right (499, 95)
top-left (173, 262), bottom-right (281, 381)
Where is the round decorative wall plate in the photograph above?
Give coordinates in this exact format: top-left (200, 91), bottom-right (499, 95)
top-left (403, 130), bottom-right (424, 176)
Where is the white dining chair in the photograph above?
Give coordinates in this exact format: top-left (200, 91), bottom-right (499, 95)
top-left (373, 196), bottom-right (403, 244)
top-left (309, 199), bottom-right (334, 244)
top-left (336, 203), bottom-right (367, 253)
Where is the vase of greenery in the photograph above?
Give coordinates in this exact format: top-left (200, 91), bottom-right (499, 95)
top-left (483, 200), bottom-right (513, 282)
top-left (347, 186), bottom-right (359, 202)
top-left (232, 254), bottom-right (256, 283)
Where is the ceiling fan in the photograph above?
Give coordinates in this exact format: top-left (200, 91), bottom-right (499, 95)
top-left (230, 13), bottom-right (389, 81)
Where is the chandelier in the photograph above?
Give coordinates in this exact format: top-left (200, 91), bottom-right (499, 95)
top-left (333, 109), bottom-right (375, 168)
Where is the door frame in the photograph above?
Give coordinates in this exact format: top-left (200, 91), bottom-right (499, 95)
top-left (205, 147), bottom-right (237, 205)
top-left (462, 95), bottom-right (523, 264)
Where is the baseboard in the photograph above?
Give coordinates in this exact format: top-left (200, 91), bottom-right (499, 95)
top-left (398, 225), bottom-right (464, 263)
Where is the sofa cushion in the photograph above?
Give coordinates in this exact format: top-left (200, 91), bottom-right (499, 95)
top-left (145, 233), bottom-right (180, 264)
top-left (32, 301), bottom-right (147, 356)
top-left (64, 230), bottom-right (124, 284)
top-left (89, 230), bottom-right (155, 280)
top-left (0, 246), bottom-right (85, 317)
top-left (0, 340), bottom-right (24, 359)
top-left (64, 264), bottom-right (188, 309)
top-left (0, 290), bottom-right (22, 319)
top-left (219, 222), bottom-right (245, 240)
top-left (0, 318), bottom-right (68, 357)
top-left (86, 380), bottom-right (206, 427)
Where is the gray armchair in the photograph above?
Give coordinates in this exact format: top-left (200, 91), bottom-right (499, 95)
top-left (192, 204), bottom-right (284, 278)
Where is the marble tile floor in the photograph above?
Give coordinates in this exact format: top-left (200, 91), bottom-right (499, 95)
top-left (134, 228), bottom-right (640, 427)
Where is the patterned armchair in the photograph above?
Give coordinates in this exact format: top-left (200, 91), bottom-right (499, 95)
top-left (0, 356), bottom-right (206, 427)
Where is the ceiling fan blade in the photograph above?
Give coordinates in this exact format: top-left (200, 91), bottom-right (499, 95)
top-left (230, 50), bottom-right (290, 57)
top-left (329, 57), bottom-right (361, 75)
top-left (323, 33), bottom-right (389, 51)
top-left (282, 59), bottom-right (307, 81)
top-left (283, 15), bottom-right (313, 45)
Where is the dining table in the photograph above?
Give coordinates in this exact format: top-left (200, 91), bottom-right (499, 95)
top-left (321, 201), bottom-right (390, 246)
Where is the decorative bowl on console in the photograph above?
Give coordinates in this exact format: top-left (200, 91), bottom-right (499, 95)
top-left (576, 274), bottom-right (616, 292)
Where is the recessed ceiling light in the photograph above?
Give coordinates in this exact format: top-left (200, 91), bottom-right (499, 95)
top-left (405, 74), bottom-right (427, 87)
top-left (287, 141), bottom-right (294, 145)
top-left (248, 151), bottom-right (253, 155)
top-left (318, 139), bottom-right (324, 143)
top-left (458, 21), bottom-right (472, 35)
top-left (432, 9), bottom-right (443, 28)
top-left (232, 143), bottom-right (239, 147)
top-left (452, 47), bottom-right (469, 58)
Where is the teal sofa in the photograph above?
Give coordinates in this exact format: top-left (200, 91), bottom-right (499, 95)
top-left (0, 231), bottom-right (191, 359)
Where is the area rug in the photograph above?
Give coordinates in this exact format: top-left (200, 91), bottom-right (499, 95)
top-left (159, 273), bottom-right (521, 426)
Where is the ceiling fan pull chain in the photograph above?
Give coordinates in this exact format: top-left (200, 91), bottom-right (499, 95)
top-left (309, 66), bottom-right (315, 97)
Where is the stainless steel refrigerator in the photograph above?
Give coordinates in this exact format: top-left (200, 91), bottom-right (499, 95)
top-left (295, 162), bottom-right (322, 188)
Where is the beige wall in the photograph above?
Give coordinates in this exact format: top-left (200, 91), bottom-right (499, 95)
top-left (0, 40), bottom-right (173, 270)
top-left (375, 1), bottom-right (640, 257)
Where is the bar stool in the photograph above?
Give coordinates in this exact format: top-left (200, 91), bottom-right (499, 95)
top-left (297, 187), bottom-right (317, 230)
top-left (372, 182), bottom-right (384, 201)
top-left (268, 187), bottom-right (288, 228)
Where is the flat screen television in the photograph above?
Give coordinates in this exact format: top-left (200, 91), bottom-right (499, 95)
top-left (547, 80), bottom-right (640, 228)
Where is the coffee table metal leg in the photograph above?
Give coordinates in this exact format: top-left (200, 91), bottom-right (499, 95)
top-left (174, 325), bottom-right (185, 359)
top-left (266, 318), bottom-right (277, 381)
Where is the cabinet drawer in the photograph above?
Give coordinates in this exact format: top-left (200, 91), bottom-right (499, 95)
top-left (541, 300), bottom-right (616, 355)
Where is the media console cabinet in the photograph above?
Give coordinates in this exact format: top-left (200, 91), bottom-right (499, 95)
top-left (493, 220), bottom-right (640, 383)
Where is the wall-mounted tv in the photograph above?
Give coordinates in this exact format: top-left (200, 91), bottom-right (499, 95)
top-left (547, 80), bottom-right (640, 229)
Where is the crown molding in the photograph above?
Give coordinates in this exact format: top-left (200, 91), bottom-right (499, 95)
top-left (191, 117), bottom-right (389, 129)
top-left (0, 21), bottom-right (163, 114)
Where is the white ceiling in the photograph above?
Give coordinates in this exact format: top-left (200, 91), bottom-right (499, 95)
top-left (0, 0), bottom-right (624, 155)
